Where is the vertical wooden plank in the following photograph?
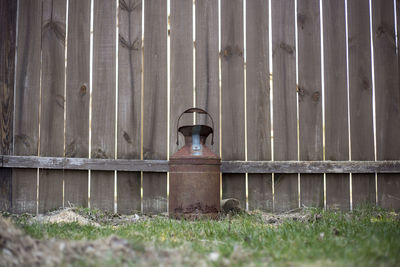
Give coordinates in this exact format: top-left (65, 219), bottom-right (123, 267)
top-left (0, 168), bottom-right (12, 211)
top-left (0, 0), bottom-right (17, 211)
top-left (91, 0), bottom-right (116, 212)
top-left (221, 0), bottom-right (246, 207)
top-left (0, 0), bottom-right (16, 157)
top-left (117, 0), bottom-right (142, 214)
top-left (347, 0), bottom-right (375, 207)
top-left (170, 0), bottom-right (193, 155)
top-left (372, 0), bottom-right (400, 210)
top-left (323, 0), bottom-right (350, 210)
top-left (272, 0), bottom-right (298, 212)
top-left (298, 0), bottom-right (323, 208)
top-left (13, 0), bottom-right (42, 214)
top-left (38, 0), bottom-right (66, 213)
top-left (64, 0), bottom-right (90, 208)
top-left (195, 0), bottom-right (219, 155)
top-left (246, 0), bottom-right (272, 211)
top-left (143, 0), bottom-right (167, 213)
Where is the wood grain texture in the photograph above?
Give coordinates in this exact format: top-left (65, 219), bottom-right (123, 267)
top-left (38, 169), bottom-right (62, 212)
top-left (12, 169), bottom-right (38, 214)
top-left (143, 172), bottom-right (167, 214)
top-left (347, 0), bottom-right (375, 207)
top-left (64, 170), bottom-right (87, 207)
top-left (170, 0), bottom-right (193, 155)
top-left (91, 0), bottom-right (116, 211)
top-left (143, 0), bottom-right (167, 213)
top-left (117, 0), bottom-right (142, 214)
top-left (14, 1), bottom-right (41, 156)
top-left (372, 0), bottom-right (400, 210)
top-left (117, 172), bottom-right (141, 213)
top-left (0, 168), bottom-right (12, 211)
top-left (221, 0), bottom-right (246, 207)
top-left (323, 0), bottom-right (350, 210)
top-left (118, 0), bottom-right (141, 160)
top-left (64, 0), bottom-right (91, 207)
top-left (246, 0), bottom-right (272, 211)
top-left (195, 0), bottom-right (219, 155)
top-left (13, 0), bottom-right (42, 214)
top-left (38, 0), bottom-right (66, 213)
top-left (4, 156), bottom-right (400, 173)
top-left (0, 0), bottom-right (17, 211)
top-left (271, 0), bottom-right (298, 212)
top-left (90, 171), bottom-right (114, 211)
top-left (0, 0), bottom-right (16, 156)
top-left (297, 0), bottom-right (323, 207)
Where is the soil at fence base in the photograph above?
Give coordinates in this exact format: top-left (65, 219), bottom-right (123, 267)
top-left (0, 215), bottom-right (140, 266)
top-left (0, 207), bottom-right (315, 266)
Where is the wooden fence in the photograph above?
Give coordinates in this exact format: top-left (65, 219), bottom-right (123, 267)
top-left (0, 0), bottom-right (399, 214)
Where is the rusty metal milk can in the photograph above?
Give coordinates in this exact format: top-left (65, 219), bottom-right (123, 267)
top-left (169, 108), bottom-right (221, 219)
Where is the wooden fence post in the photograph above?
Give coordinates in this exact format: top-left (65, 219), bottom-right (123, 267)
top-left (90, 0), bottom-right (117, 212)
top-left (246, 0), bottom-right (272, 211)
top-left (272, 0), bottom-right (298, 212)
top-left (117, 0), bottom-right (142, 214)
top-left (298, 0), bottom-right (324, 208)
top-left (0, 0), bottom-right (17, 212)
top-left (221, 0), bottom-right (246, 208)
top-left (373, 0), bottom-right (400, 210)
top-left (64, 0), bottom-right (90, 208)
top-left (143, 0), bottom-right (168, 213)
top-left (38, 0), bottom-right (66, 213)
top-left (348, 0), bottom-right (376, 207)
top-left (323, 0), bottom-right (350, 210)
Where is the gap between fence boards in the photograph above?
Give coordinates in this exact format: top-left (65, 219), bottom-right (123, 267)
top-left (1, 155), bottom-right (400, 174)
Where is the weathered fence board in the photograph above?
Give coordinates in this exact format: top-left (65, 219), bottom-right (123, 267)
top-left (372, 0), bottom-right (400, 210)
top-left (64, 0), bottom-right (90, 208)
top-left (117, 171), bottom-right (141, 213)
top-left (323, 0), bottom-right (350, 210)
top-left (246, 0), bottom-right (272, 211)
top-left (91, 0), bottom-right (116, 212)
top-left (271, 0), bottom-right (298, 212)
top-left (298, 0), bottom-right (323, 208)
top-left (0, 0), bottom-right (17, 211)
top-left (0, 0), bottom-right (16, 157)
top-left (4, 156), bottom-right (400, 174)
top-left (38, 0), bottom-right (66, 213)
top-left (143, 0), bottom-right (167, 213)
top-left (195, 0), bottom-right (219, 154)
top-left (221, 0), bottom-right (246, 208)
top-left (13, 0), bottom-right (42, 214)
top-left (348, 0), bottom-right (376, 207)
top-left (117, 0), bottom-right (142, 214)
top-left (170, 0), bottom-right (193, 155)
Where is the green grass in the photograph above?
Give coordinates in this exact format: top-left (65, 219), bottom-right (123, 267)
top-left (12, 207), bottom-right (400, 266)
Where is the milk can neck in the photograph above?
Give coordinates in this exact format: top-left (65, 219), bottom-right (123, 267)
top-left (178, 125), bottom-right (213, 156)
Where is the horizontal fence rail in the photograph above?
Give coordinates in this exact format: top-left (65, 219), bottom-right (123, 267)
top-left (2, 155), bottom-right (400, 174)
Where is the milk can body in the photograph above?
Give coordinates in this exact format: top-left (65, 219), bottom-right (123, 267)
top-left (169, 108), bottom-right (221, 219)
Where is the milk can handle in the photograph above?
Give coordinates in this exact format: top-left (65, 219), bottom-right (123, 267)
top-left (176, 108), bottom-right (214, 146)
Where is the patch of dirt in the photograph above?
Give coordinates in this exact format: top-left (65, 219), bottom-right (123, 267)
top-left (0, 215), bottom-right (206, 266)
top-left (250, 208), bottom-right (313, 225)
top-left (33, 209), bottom-right (101, 227)
top-left (0, 207), bottom-right (316, 266)
top-left (0, 214), bottom-right (140, 266)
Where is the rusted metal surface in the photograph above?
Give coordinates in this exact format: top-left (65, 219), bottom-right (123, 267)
top-left (169, 108), bottom-right (221, 219)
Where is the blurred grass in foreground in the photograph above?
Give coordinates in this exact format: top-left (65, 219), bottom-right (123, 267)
top-left (10, 206), bottom-right (400, 266)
